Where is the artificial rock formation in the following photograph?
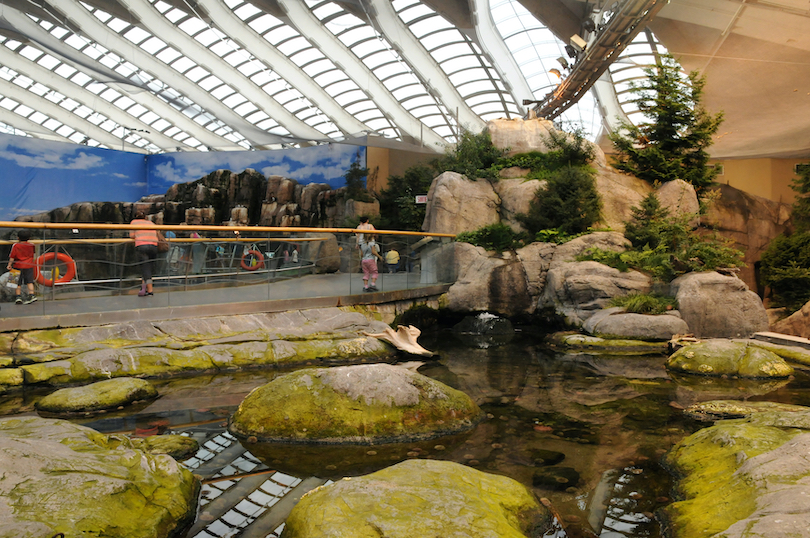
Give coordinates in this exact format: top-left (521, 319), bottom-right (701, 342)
top-left (280, 459), bottom-right (550, 538)
top-left (670, 271), bottom-right (769, 338)
top-left (228, 363), bottom-right (483, 444)
top-left (0, 417), bottom-right (199, 538)
top-left (666, 340), bottom-right (793, 379)
top-left (582, 307), bottom-right (690, 341)
top-left (35, 377), bottom-right (157, 415)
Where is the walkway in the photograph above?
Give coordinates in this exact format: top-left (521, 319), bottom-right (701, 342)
top-left (0, 271), bottom-right (450, 331)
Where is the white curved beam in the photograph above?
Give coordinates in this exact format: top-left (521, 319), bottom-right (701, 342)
top-left (48, 1), bottom-right (305, 147)
top-left (0, 80), bottom-right (129, 149)
top-left (114, 0), bottom-right (325, 141)
top-left (471, 0), bottom-right (534, 110)
top-left (0, 52), bottom-right (190, 151)
top-left (277, 0), bottom-right (448, 150)
top-left (366, 0), bottom-right (485, 132)
top-left (0, 110), bottom-right (74, 144)
top-left (195, 0), bottom-right (370, 138)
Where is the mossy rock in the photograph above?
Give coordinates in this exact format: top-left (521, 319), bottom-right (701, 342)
top-left (280, 459), bottom-right (550, 538)
top-left (662, 419), bottom-right (810, 538)
top-left (666, 339), bottom-right (794, 378)
top-left (0, 416), bottom-right (199, 538)
top-left (35, 377), bottom-right (158, 415)
top-left (229, 363), bottom-right (484, 444)
top-left (131, 434), bottom-right (200, 461)
top-left (684, 400), bottom-right (810, 422)
top-left (0, 367), bottom-right (24, 388)
top-left (546, 331), bottom-right (667, 354)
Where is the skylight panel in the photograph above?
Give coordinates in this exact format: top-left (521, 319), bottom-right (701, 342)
top-left (104, 17), bottom-right (130, 34)
top-left (29, 112), bottom-right (48, 124)
top-left (210, 85), bottom-right (236, 100)
top-left (156, 48), bottom-right (183, 64)
top-left (164, 8), bottom-right (186, 24)
top-left (397, 4), bottom-right (433, 24)
top-left (233, 3), bottom-right (261, 19)
top-left (124, 27), bottom-right (151, 45)
top-left (16, 104), bottom-right (34, 117)
top-left (276, 37), bottom-right (311, 57)
top-left (303, 60), bottom-right (335, 77)
top-left (265, 26), bottom-right (298, 46)
top-left (222, 93), bottom-right (247, 108)
top-left (195, 28), bottom-right (222, 47)
top-left (236, 60), bottom-right (264, 77)
top-left (19, 45), bottom-right (42, 62)
top-left (0, 97), bottom-right (19, 110)
top-left (178, 18), bottom-right (208, 35)
top-left (198, 75), bottom-right (222, 92)
top-left (290, 49), bottom-right (322, 67)
top-left (185, 66), bottom-right (209, 82)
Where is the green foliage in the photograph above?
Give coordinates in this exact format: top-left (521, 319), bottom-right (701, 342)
top-left (534, 229), bottom-right (576, 244)
top-left (790, 165), bottom-right (810, 232)
top-left (518, 165), bottom-right (602, 236)
top-left (609, 292), bottom-right (678, 315)
top-left (495, 152), bottom-right (557, 180)
top-left (455, 222), bottom-right (524, 252)
top-left (579, 193), bottom-right (744, 281)
top-left (609, 54), bottom-right (724, 191)
top-left (434, 130), bottom-right (504, 180)
top-left (543, 127), bottom-right (595, 167)
top-left (760, 232), bottom-right (810, 312)
top-left (343, 155), bottom-right (373, 202)
top-left (377, 164), bottom-right (435, 231)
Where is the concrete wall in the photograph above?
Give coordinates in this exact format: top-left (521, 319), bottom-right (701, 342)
top-left (711, 157), bottom-right (806, 205)
top-left (366, 147), bottom-right (440, 194)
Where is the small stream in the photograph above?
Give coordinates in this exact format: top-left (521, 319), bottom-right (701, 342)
top-left (3, 326), bottom-right (809, 537)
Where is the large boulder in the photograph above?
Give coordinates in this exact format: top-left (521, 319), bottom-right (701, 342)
top-left (442, 242), bottom-right (535, 316)
top-left (421, 172), bottom-right (499, 234)
top-left (594, 168), bottom-right (651, 231)
top-left (670, 272), bottom-right (769, 338)
top-left (539, 261), bottom-right (651, 326)
top-left (0, 417), bottom-right (199, 538)
top-left (582, 307), bottom-right (690, 340)
top-left (663, 411), bottom-right (810, 538)
top-left (301, 232), bottom-right (340, 273)
top-left (35, 377), bottom-right (157, 415)
top-left (770, 299), bottom-right (810, 338)
top-left (656, 179), bottom-right (700, 227)
top-left (229, 363), bottom-right (483, 444)
top-left (666, 339), bottom-right (794, 378)
top-left (280, 459), bottom-right (550, 538)
top-left (492, 177), bottom-right (543, 233)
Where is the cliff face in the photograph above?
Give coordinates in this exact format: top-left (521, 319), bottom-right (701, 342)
top-left (13, 168), bottom-right (379, 230)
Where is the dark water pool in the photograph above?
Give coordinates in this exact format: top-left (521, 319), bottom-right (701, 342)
top-left (3, 328), bottom-right (809, 537)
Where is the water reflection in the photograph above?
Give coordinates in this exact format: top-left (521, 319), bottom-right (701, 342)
top-left (3, 331), bottom-right (809, 537)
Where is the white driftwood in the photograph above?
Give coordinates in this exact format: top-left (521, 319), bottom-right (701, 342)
top-left (364, 325), bottom-right (435, 357)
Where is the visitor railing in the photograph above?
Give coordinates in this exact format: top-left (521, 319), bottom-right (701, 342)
top-left (0, 222), bottom-right (456, 317)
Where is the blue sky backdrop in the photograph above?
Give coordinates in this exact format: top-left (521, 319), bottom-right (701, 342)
top-left (0, 133), bottom-right (364, 221)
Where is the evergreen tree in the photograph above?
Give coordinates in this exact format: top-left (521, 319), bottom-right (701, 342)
top-left (790, 164), bottom-right (810, 232)
top-left (518, 165), bottom-right (602, 236)
top-left (609, 55), bottom-right (724, 191)
top-left (623, 193), bottom-right (672, 249)
top-left (378, 164), bottom-right (435, 231)
top-left (343, 153), bottom-right (372, 202)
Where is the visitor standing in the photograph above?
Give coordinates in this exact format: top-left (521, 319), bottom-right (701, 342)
top-left (355, 216), bottom-right (375, 248)
top-left (385, 248), bottom-right (400, 273)
top-left (7, 229), bottom-right (37, 304)
top-left (360, 235), bottom-right (382, 291)
top-left (130, 212), bottom-right (160, 297)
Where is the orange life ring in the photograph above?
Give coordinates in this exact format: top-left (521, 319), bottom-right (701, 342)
top-left (240, 250), bottom-right (265, 271)
top-left (35, 252), bottom-right (77, 286)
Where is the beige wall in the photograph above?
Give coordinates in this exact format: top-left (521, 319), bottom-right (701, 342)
top-left (366, 146), bottom-right (439, 194)
top-left (710, 157), bottom-right (807, 205)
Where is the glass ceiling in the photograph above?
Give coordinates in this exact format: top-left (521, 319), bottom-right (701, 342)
top-left (0, 0), bottom-right (665, 154)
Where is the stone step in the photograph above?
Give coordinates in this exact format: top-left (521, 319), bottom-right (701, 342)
top-left (753, 331), bottom-right (810, 350)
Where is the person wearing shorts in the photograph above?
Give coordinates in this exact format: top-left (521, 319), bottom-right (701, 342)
top-left (7, 229), bottom-right (37, 304)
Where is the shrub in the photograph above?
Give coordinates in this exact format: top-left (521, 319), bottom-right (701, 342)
top-left (434, 130), bottom-right (503, 180)
top-left (609, 292), bottom-right (678, 315)
top-left (455, 222), bottom-right (523, 252)
top-left (517, 165), bottom-right (602, 236)
top-left (343, 156), bottom-right (374, 202)
top-left (378, 164), bottom-right (435, 231)
top-left (543, 127), bottom-right (594, 168)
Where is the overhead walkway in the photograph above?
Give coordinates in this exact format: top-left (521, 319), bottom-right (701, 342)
top-left (0, 222), bottom-right (455, 331)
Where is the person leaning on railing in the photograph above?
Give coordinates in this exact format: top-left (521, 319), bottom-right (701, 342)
top-left (129, 212), bottom-right (162, 297)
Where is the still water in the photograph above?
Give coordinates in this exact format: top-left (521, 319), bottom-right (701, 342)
top-left (3, 327), bottom-right (810, 538)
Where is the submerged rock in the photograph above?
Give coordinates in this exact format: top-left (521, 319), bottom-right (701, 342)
top-left (683, 400), bottom-right (810, 422)
top-left (35, 377), bottom-right (158, 415)
top-left (0, 417), bottom-right (199, 538)
top-left (666, 340), bottom-right (794, 378)
top-left (229, 363), bottom-right (483, 444)
top-left (280, 459), bottom-right (550, 538)
top-left (546, 331), bottom-right (668, 355)
top-left (131, 434), bottom-right (200, 461)
top-left (532, 466), bottom-right (581, 490)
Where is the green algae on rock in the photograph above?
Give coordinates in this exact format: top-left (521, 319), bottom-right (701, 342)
top-left (683, 400), bottom-right (810, 422)
top-left (131, 434), bottom-right (200, 461)
top-left (666, 339), bottom-right (794, 378)
top-left (280, 459), bottom-right (550, 538)
top-left (546, 331), bottom-right (668, 354)
top-left (0, 416), bottom-right (199, 538)
top-left (662, 419), bottom-right (810, 538)
top-left (35, 377), bottom-right (158, 415)
top-left (229, 363), bottom-right (484, 444)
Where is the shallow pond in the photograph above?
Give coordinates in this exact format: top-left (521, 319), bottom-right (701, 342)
top-left (3, 327), bottom-right (809, 538)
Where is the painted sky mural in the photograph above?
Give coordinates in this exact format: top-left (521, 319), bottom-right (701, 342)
top-left (0, 133), bottom-right (364, 222)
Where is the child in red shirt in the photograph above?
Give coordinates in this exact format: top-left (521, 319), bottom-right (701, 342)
top-left (7, 230), bottom-right (37, 304)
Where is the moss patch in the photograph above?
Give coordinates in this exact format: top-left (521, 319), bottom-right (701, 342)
top-left (667, 339), bottom-right (793, 378)
top-left (281, 459), bottom-right (550, 538)
top-left (35, 377), bottom-right (158, 414)
top-left (546, 331), bottom-right (668, 354)
top-left (230, 364), bottom-right (483, 444)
